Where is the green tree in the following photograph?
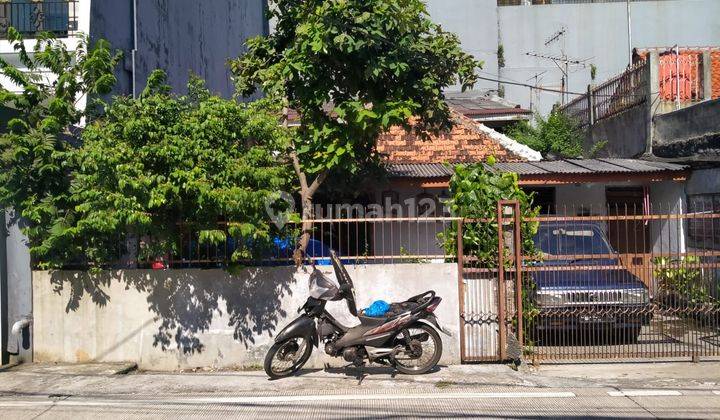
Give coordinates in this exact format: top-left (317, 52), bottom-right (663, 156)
top-left (0, 29), bottom-right (121, 266)
top-left (68, 71), bottom-right (293, 267)
top-left (505, 110), bottom-right (584, 159)
top-left (231, 0), bottom-right (481, 260)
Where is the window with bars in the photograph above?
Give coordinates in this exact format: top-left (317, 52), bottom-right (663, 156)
top-left (687, 194), bottom-right (720, 250)
top-left (0, 0), bottom-right (77, 39)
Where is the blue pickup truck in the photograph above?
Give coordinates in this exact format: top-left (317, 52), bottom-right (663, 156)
top-left (530, 222), bottom-right (652, 343)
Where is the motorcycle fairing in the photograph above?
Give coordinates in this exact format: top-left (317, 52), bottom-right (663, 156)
top-left (330, 250), bottom-right (358, 316)
top-left (275, 315), bottom-right (319, 348)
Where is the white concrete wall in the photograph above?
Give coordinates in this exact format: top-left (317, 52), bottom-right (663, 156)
top-left (650, 181), bottom-right (687, 254)
top-left (4, 209), bottom-right (32, 363)
top-left (33, 264), bottom-right (460, 370)
top-left (426, 0), bottom-right (720, 115)
top-left (554, 183), bottom-right (608, 216)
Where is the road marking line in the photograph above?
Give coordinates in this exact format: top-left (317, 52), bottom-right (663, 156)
top-left (0, 391), bottom-right (577, 407)
top-left (180, 392), bottom-right (578, 404)
top-left (608, 390), bottom-right (682, 397)
top-left (713, 391), bottom-right (720, 396)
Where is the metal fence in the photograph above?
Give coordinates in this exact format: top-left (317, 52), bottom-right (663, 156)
top-left (148, 217), bottom-right (457, 269)
top-left (560, 60), bottom-right (649, 128)
top-left (498, 0), bottom-right (677, 5)
top-left (658, 50), bottom-right (705, 107)
top-left (460, 201), bottom-right (720, 363)
top-left (131, 204), bottom-right (720, 363)
top-left (0, 1), bottom-right (78, 39)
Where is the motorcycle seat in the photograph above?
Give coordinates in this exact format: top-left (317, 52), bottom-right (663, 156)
top-left (385, 301), bottom-right (419, 318)
top-left (357, 313), bottom-right (388, 326)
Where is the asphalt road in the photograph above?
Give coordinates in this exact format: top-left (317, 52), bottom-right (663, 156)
top-left (2, 387), bottom-right (720, 419)
top-left (2, 362), bottom-right (720, 419)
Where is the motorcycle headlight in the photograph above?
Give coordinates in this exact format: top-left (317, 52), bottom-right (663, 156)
top-left (535, 291), bottom-right (565, 307)
top-left (621, 289), bottom-right (649, 304)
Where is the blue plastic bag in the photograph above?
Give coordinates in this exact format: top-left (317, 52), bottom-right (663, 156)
top-left (364, 300), bottom-right (391, 317)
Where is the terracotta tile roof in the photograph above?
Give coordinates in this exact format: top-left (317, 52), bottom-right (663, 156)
top-left (376, 111), bottom-right (535, 165)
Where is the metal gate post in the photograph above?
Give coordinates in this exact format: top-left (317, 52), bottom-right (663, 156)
top-left (512, 202), bottom-right (523, 348)
top-left (496, 203), bottom-right (507, 361)
top-left (457, 218), bottom-right (465, 363)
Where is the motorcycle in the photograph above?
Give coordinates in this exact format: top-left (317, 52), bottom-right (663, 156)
top-left (264, 250), bottom-right (450, 379)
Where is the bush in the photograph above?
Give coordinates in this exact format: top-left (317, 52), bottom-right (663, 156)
top-left (439, 159), bottom-right (541, 346)
top-left (505, 110), bottom-right (584, 159)
top-left (439, 159), bottom-right (539, 267)
top-left (654, 256), bottom-right (719, 307)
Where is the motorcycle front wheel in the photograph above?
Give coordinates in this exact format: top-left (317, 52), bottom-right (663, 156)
top-left (263, 335), bottom-right (313, 379)
top-left (391, 323), bottom-right (442, 375)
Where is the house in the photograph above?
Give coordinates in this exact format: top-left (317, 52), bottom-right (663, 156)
top-left (559, 46), bottom-right (720, 254)
top-left (376, 127), bottom-right (688, 259)
top-left (444, 91), bottom-right (532, 130)
top-left (0, 0), bottom-right (267, 365)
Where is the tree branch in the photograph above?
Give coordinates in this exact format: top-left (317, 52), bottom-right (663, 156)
top-left (307, 169), bottom-right (328, 197)
top-left (290, 149), bottom-right (308, 192)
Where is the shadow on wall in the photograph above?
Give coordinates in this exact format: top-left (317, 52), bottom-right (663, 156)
top-left (48, 267), bottom-right (296, 355)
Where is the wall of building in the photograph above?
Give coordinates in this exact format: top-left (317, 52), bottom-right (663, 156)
top-left (652, 98), bottom-right (720, 159)
top-left (32, 264), bottom-right (460, 370)
top-left (583, 105), bottom-right (649, 158)
top-left (554, 183), bottom-right (608, 216)
top-left (686, 168), bottom-right (720, 197)
top-left (0, 209), bottom-right (7, 365)
top-left (649, 181), bottom-right (687, 253)
top-left (91, 0), bottom-right (268, 98)
top-left (425, 0), bottom-right (499, 93)
top-left (4, 210), bottom-right (32, 363)
top-left (426, 0), bottom-right (720, 116)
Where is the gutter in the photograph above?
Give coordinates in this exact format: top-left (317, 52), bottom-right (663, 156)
top-left (0, 208), bottom-right (7, 365)
top-left (131, 0), bottom-right (138, 98)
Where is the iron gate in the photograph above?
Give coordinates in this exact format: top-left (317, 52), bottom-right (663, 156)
top-left (459, 201), bottom-right (720, 363)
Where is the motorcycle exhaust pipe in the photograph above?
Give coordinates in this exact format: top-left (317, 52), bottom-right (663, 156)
top-left (367, 348), bottom-right (394, 358)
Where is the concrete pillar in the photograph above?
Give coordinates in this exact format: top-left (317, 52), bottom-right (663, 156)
top-left (703, 50), bottom-right (712, 101)
top-left (1, 209), bottom-right (7, 365)
top-left (645, 52), bottom-right (660, 156)
top-left (5, 210), bottom-right (32, 363)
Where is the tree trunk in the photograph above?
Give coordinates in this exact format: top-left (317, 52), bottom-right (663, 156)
top-left (290, 150), bottom-right (328, 266)
top-left (283, 106), bottom-right (329, 266)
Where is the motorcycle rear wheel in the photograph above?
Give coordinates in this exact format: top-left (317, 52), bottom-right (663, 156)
top-left (264, 335), bottom-right (313, 379)
top-left (392, 323), bottom-right (442, 375)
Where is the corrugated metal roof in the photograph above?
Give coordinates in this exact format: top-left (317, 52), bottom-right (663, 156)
top-left (492, 162), bottom-right (550, 175)
top-left (387, 159), bottom-right (687, 178)
top-left (386, 163), bottom-right (454, 178)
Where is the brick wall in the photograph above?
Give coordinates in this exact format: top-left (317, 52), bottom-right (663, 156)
top-left (376, 112), bottom-right (523, 164)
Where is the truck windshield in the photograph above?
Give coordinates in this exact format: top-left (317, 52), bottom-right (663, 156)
top-left (533, 225), bottom-right (613, 256)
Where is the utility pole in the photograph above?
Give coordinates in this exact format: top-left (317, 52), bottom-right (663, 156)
top-left (526, 51), bottom-right (588, 106)
top-left (528, 27), bottom-right (588, 105)
top-left (526, 71), bottom-right (547, 112)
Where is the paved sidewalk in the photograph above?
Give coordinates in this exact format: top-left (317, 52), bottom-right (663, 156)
top-left (0, 361), bottom-right (718, 418)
